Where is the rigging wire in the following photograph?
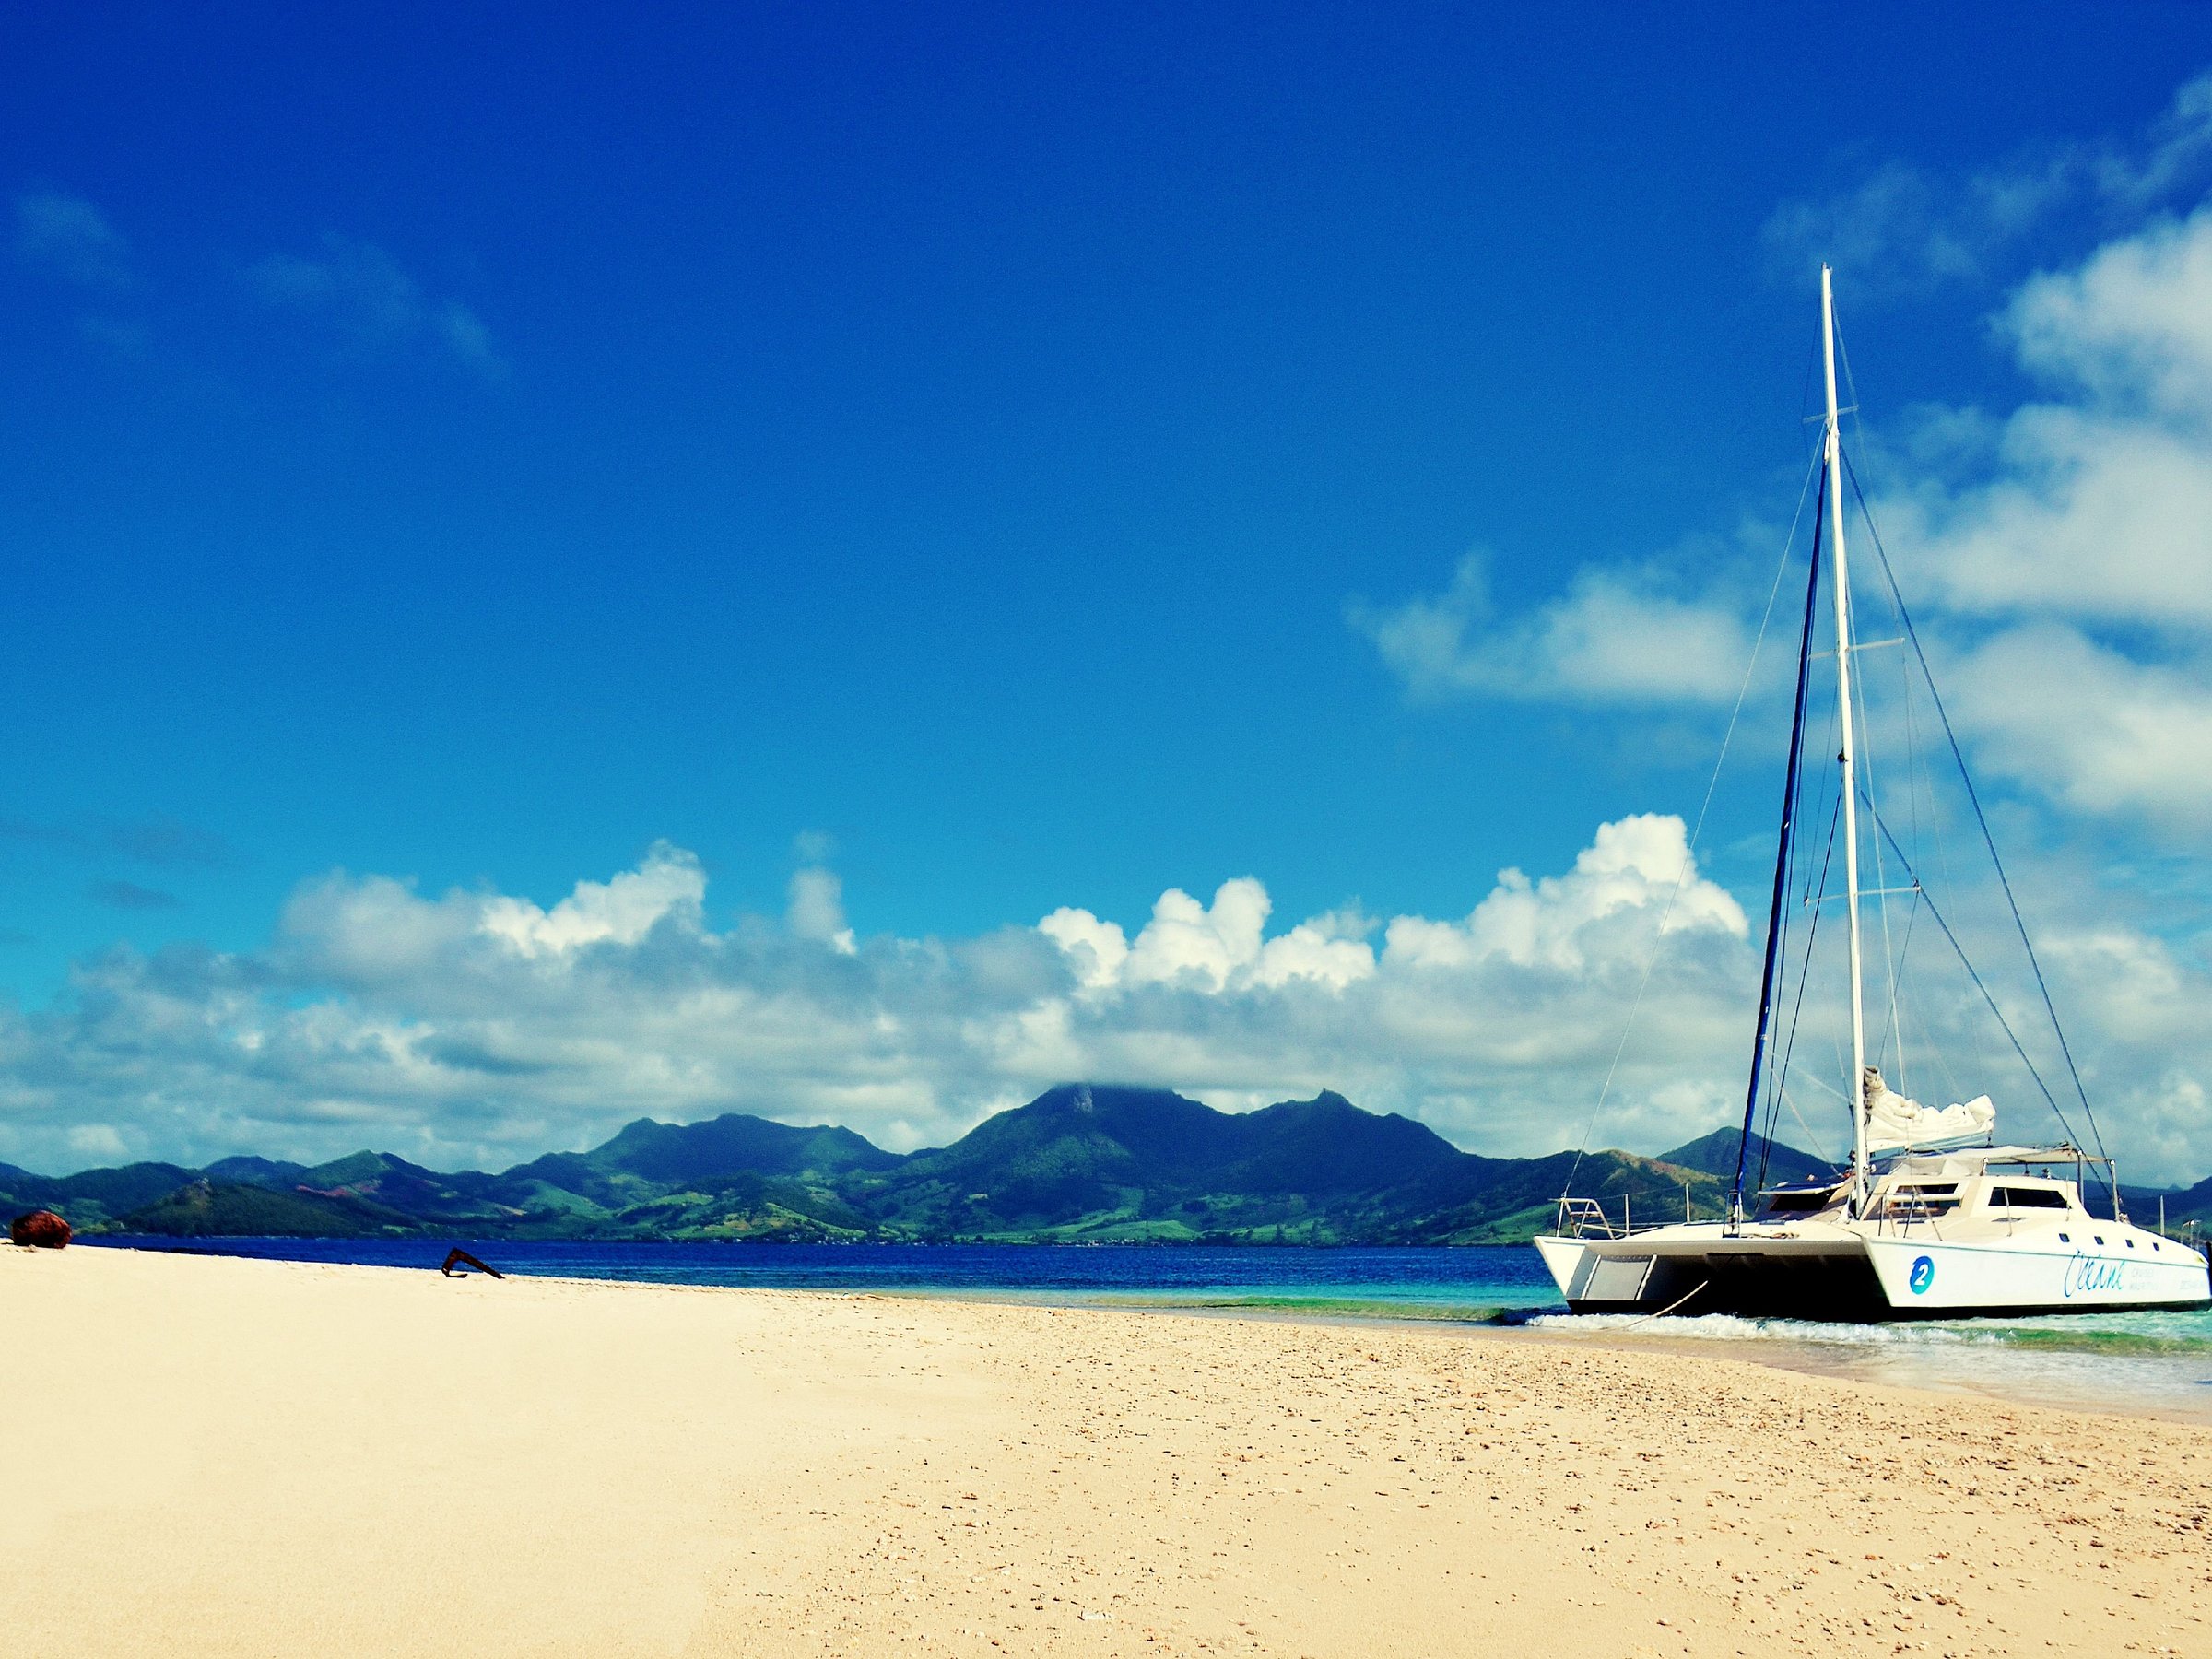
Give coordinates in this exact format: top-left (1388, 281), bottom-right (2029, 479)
top-left (1853, 617), bottom-right (1910, 1087)
top-left (1733, 455), bottom-right (1827, 1214)
top-left (1756, 526), bottom-right (1844, 1197)
top-left (1777, 1087), bottom-right (1841, 1171)
top-left (1834, 309), bottom-right (2099, 1158)
top-left (1841, 452), bottom-right (2111, 1167)
top-left (1559, 448), bottom-right (1825, 1201)
top-left (1860, 801), bottom-right (2083, 1147)
top-left (1758, 781), bottom-right (1841, 1194)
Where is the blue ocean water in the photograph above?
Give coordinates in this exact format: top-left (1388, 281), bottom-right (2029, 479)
top-left (82, 1237), bottom-right (1565, 1321)
top-left (83, 1236), bottom-right (2212, 1422)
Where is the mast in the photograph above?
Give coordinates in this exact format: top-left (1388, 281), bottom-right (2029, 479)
top-left (1822, 265), bottom-right (1872, 1214)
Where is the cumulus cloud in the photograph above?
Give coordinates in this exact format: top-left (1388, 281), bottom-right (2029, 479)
top-left (1872, 206), bottom-right (2212, 638)
top-left (12, 189), bottom-right (131, 288)
top-left (1848, 201), bottom-right (2212, 828)
top-left (1, 821), bottom-right (2200, 1182)
top-left (1350, 553), bottom-right (1763, 705)
top-left (1380, 815), bottom-right (1744, 971)
top-left (1368, 117), bottom-right (2212, 836)
top-left (1940, 625), bottom-right (2212, 827)
top-left (480, 841), bottom-right (705, 957)
top-left (249, 235), bottom-right (502, 377)
top-left (1043, 880), bottom-right (1376, 994)
top-left (786, 865), bottom-right (857, 955)
top-left (1325, 84), bottom-right (2212, 1182)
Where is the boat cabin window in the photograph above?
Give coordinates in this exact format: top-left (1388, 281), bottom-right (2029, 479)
top-left (1882, 1183), bottom-right (1959, 1216)
top-left (1987, 1185), bottom-right (2069, 1209)
top-left (1760, 1187), bottom-right (1839, 1215)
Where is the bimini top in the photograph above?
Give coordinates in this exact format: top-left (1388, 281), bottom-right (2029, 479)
top-left (1884, 1145), bottom-right (2100, 1179)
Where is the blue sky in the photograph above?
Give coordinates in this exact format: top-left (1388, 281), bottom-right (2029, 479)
top-left (10, 3), bottom-right (2212, 1176)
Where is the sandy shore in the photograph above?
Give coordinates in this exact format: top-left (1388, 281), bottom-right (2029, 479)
top-left (5, 1243), bottom-right (2207, 1657)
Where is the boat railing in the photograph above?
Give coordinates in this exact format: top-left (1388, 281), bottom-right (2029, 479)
top-left (1556, 1195), bottom-right (1623, 1240)
top-left (1558, 1190), bottom-right (1716, 1239)
top-left (1866, 1192), bottom-right (1949, 1235)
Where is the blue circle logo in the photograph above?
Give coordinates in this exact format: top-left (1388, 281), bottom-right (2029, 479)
top-left (1908, 1254), bottom-right (1936, 1295)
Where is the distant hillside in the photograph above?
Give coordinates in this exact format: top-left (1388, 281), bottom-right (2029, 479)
top-left (0, 1160), bottom-right (203, 1230)
top-left (121, 1180), bottom-right (407, 1238)
top-left (17, 1089), bottom-right (2194, 1247)
top-left (1657, 1128), bottom-right (1839, 1189)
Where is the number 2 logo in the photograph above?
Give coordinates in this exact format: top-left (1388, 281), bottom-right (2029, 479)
top-left (1908, 1254), bottom-right (1936, 1295)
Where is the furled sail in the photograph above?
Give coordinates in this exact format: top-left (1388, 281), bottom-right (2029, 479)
top-left (1862, 1066), bottom-right (1995, 1153)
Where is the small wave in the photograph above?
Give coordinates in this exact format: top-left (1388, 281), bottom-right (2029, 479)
top-left (964, 1288), bottom-right (1536, 1324)
top-left (1528, 1310), bottom-right (2212, 1358)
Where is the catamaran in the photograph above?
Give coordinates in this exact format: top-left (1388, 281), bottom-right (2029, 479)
top-left (1535, 268), bottom-right (2212, 1321)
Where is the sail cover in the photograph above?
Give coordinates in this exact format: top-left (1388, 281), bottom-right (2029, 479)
top-left (1863, 1067), bottom-right (1995, 1152)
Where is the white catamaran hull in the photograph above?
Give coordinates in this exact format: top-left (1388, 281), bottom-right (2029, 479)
top-left (1536, 271), bottom-right (2212, 1328)
top-left (1535, 1223), bottom-right (2211, 1321)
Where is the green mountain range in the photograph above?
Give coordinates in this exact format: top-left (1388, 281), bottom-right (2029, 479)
top-left (6, 1084), bottom-right (2205, 1245)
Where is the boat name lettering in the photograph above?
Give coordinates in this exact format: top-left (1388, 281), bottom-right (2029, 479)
top-left (2061, 1254), bottom-right (2124, 1298)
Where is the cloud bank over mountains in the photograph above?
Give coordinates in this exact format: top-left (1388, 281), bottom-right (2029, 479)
top-left (0, 819), bottom-right (1757, 1176)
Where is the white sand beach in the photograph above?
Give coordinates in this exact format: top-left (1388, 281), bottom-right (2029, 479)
top-left (5, 1241), bottom-right (2207, 1657)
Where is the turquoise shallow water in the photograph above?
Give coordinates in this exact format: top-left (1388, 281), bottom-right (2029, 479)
top-left (1528, 1306), bottom-right (2212, 1424)
top-left (85, 1237), bottom-right (1565, 1322)
top-left (87, 1237), bottom-right (2212, 1423)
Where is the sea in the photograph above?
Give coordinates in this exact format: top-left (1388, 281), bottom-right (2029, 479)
top-left (85, 1236), bottom-right (2212, 1426)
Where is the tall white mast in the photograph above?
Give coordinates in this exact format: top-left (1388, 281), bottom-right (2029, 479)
top-left (1821, 265), bottom-right (1872, 1213)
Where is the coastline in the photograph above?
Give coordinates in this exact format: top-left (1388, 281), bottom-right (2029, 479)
top-left (85, 1232), bottom-right (2212, 1429)
top-left (7, 1241), bottom-right (2209, 1656)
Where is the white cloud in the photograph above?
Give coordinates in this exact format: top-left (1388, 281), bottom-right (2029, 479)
top-left (1381, 814), bottom-right (1745, 971)
top-left (1761, 70), bottom-right (2212, 296)
top-left (250, 235), bottom-right (502, 377)
top-left (13, 189), bottom-right (131, 288)
top-left (0, 818), bottom-right (2205, 1182)
top-left (1044, 882), bottom-right (1378, 995)
top-left (786, 865), bottom-right (857, 955)
top-left (66, 1123), bottom-right (126, 1160)
top-left (1867, 206), bottom-right (2212, 640)
top-left (481, 841), bottom-right (706, 957)
top-left (1851, 202), bottom-right (2212, 827)
top-left (0, 822), bottom-right (1760, 1176)
top-left (1761, 161), bottom-right (1986, 297)
top-left (1037, 906), bottom-right (1130, 989)
top-left (1928, 623), bottom-right (2212, 831)
top-left (1351, 553), bottom-right (1761, 705)
top-left (2008, 208), bottom-right (2212, 415)
top-left (1368, 147), bottom-right (2212, 833)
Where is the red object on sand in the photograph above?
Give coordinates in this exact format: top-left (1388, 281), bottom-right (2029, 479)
top-left (10, 1209), bottom-right (71, 1248)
